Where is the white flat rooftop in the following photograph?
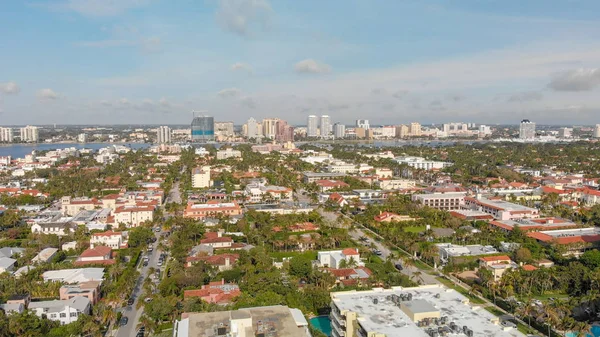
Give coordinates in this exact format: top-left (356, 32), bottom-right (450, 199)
top-left (190, 203), bottom-right (236, 209)
top-left (331, 285), bottom-right (526, 337)
top-left (540, 227), bottom-right (600, 238)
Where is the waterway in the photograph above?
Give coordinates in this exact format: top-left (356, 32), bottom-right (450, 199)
top-left (0, 143), bottom-right (151, 159)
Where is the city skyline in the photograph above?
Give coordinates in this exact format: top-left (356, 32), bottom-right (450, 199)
top-left (1, 1), bottom-right (600, 125)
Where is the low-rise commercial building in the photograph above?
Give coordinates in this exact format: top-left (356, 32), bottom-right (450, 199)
top-left (173, 305), bottom-right (311, 337)
top-left (216, 148), bottom-right (242, 160)
top-left (412, 193), bottom-right (466, 210)
top-left (394, 156), bottom-right (452, 170)
top-left (464, 196), bottom-right (539, 220)
top-left (184, 201), bottom-right (243, 220)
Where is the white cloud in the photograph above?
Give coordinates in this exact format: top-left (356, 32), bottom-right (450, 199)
top-left (42, 0), bottom-right (151, 17)
top-left (0, 82), bottom-right (20, 94)
top-left (294, 59), bottom-right (332, 74)
top-left (218, 88), bottom-right (242, 98)
top-left (231, 62), bottom-right (254, 74)
top-left (119, 98), bottom-right (131, 105)
top-left (548, 68), bottom-right (600, 91)
top-left (37, 88), bottom-right (59, 100)
top-left (216, 0), bottom-right (272, 37)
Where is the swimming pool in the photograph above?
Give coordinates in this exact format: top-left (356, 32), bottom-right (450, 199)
top-left (566, 325), bottom-right (600, 337)
top-left (310, 316), bottom-right (332, 336)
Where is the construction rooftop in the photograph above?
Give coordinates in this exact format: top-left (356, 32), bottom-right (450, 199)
top-left (331, 285), bottom-right (526, 337)
top-left (174, 305), bottom-right (310, 337)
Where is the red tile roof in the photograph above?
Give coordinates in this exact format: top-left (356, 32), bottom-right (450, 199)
top-left (522, 265), bottom-right (538, 271)
top-left (342, 248), bottom-right (359, 256)
top-left (79, 246), bottom-right (112, 258)
top-left (479, 255), bottom-right (511, 262)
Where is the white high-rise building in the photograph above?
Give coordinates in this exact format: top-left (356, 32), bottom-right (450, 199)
top-left (558, 127), bottom-right (572, 138)
top-left (519, 119), bottom-right (536, 139)
top-left (320, 115), bottom-right (331, 138)
top-left (20, 126), bottom-right (39, 143)
top-left (157, 126), bottom-right (172, 144)
top-left (333, 123), bottom-right (345, 139)
top-left (478, 125), bottom-right (492, 135)
top-left (307, 115), bottom-right (318, 137)
top-left (0, 127), bottom-right (14, 143)
top-left (262, 118), bottom-right (279, 139)
top-left (356, 119), bottom-right (370, 130)
top-left (245, 118), bottom-right (262, 139)
top-left (594, 124), bottom-right (600, 138)
top-left (77, 133), bottom-right (88, 143)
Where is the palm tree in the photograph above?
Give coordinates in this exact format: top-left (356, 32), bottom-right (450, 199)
top-left (411, 271), bottom-right (424, 284)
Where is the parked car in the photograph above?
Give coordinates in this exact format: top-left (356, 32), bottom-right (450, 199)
top-left (394, 263), bottom-right (403, 271)
top-left (127, 298), bottom-right (135, 305)
top-left (120, 317), bottom-right (129, 326)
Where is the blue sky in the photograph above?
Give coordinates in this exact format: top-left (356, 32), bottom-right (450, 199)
top-left (1, 0), bottom-right (600, 125)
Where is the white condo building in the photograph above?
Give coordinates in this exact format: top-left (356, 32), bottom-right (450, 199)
top-left (320, 115), bottom-right (331, 138)
top-left (333, 123), bottom-right (345, 138)
top-left (20, 125), bottom-right (39, 142)
top-left (0, 127), bottom-right (14, 143)
top-left (356, 119), bottom-right (370, 130)
top-left (519, 119), bottom-right (536, 139)
top-left (262, 118), bottom-right (279, 139)
top-left (307, 115), bottom-right (318, 137)
top-left (594, 124), bottom-right (600, 138)
top-left (157, 126), bottom-right (172, 144)
top-left (245, 118), bottom-right (262, 138)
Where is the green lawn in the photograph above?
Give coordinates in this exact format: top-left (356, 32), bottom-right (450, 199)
top-left (436, 277), bottom-right (485, 304)
top-left (403, 225), bottom-right (428, 233)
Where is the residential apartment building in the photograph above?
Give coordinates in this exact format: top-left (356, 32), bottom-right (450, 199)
top-left (409, 122), bottom-right (421, 136)
top-left (20, 125), bottom-right (39, 142)
top-left (329, 286), bottom-right (526, 337)
top-left (412, 193), bottom-right (466, 210)
top-left (214, 121), bottom-right (234, 138)
top-left (320, 115), bottom-right (331, 137)
top-left (394, 156), bottom-right (451, 170)
top-left (184, 201), bottom-right (243, 220)
top-left (156, 126), bottom-right (172, 144)
top-left (333, 123), bottom-right (345, 138)
top-left (0, 127), bottom-right (14, 143)
top-left (216, 148), bottom-right (242, 160)
top-left (307, 115), bottom-right (318, 137)
top-left (113, 205), bottom-right (155, 227)
top-left (191, 166), bottom-right (211, 188)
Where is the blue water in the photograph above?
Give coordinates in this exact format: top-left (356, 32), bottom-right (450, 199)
top-left (566, 325), bottom-right (600, 337)
top-left (0, 143), bottom-right (151, 159)
top-left (310, 316), bottom-right (332, 336)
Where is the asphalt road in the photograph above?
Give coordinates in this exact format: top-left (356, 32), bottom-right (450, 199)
top-left (115, 231), bottom-right (163, 337)
top-left (349, 226), bottom-right (439, 285)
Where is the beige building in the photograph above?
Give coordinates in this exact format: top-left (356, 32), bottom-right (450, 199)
top-left (396, 124), bottom-right (409, 138)
top-left (377, 179), bottom-right (416, 190)
top-left (192, 166), bottom-right (211, 188)
top-left (409, 122), bottom-right (422, 136)
top-left (113, 205), bottom-right (154, 227)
